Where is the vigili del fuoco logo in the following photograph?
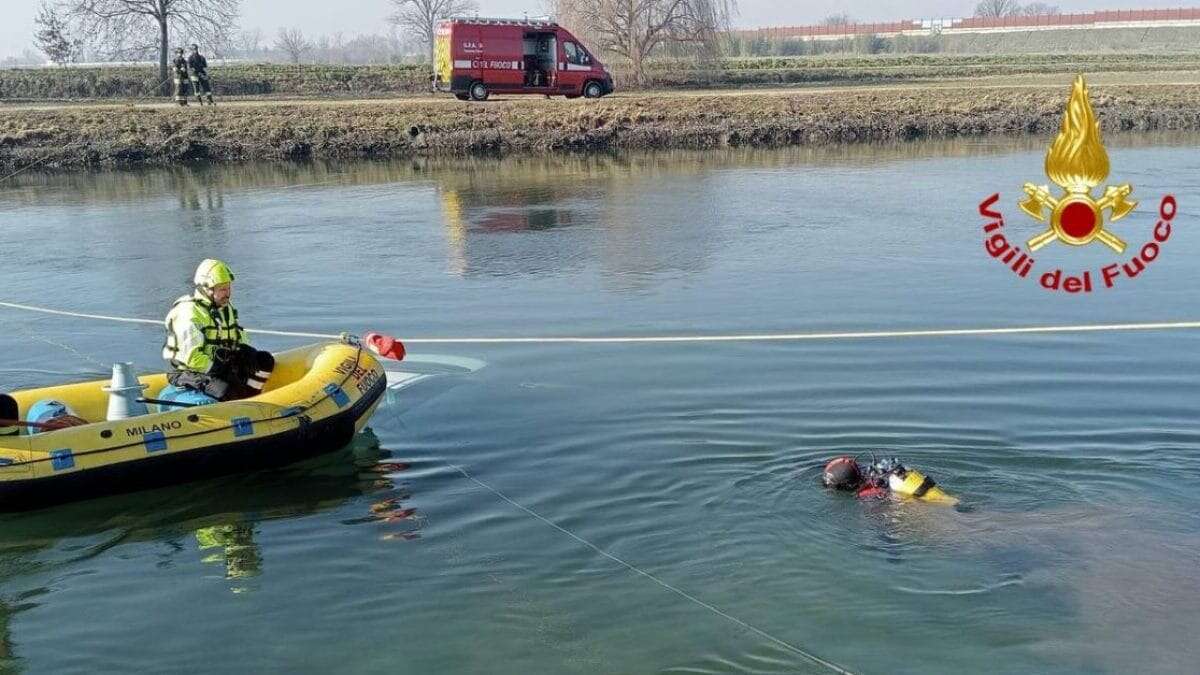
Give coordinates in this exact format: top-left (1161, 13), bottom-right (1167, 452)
top-left (978, 75), bottom-right (1177, 293)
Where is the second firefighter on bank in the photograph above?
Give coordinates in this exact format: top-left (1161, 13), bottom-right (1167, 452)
top-left (172, 45), bottom-right (216, 106)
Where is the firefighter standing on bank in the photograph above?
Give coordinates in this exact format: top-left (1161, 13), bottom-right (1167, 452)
top-left (172, 47), bottom-right (190, 106)
top-left (162, 259), bottom-right (274, 402)
top-left (187, 44), bottom-right (215, 106)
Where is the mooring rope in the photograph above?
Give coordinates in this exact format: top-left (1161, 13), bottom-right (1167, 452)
top-left (3, 300), bottom-right (1200, 344)
top-left (450, 463), bottom-right (856, 674)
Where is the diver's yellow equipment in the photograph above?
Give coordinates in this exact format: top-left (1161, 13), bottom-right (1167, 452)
top-left (887, 468), bottom-right (958, 505)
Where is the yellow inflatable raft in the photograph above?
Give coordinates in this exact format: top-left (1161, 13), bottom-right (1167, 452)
top-left (0, 340), bottom-right (386, 511)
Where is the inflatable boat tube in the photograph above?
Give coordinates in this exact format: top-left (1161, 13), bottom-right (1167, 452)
top-left (0, 340), bottom-right (386, 511)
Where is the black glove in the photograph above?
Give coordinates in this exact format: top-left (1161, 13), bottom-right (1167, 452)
top-left (210, 346), bottom-right (235, 379)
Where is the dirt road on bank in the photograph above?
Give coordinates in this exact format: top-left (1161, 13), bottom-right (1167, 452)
top-left (5, 68), bottom-right (1200, 111)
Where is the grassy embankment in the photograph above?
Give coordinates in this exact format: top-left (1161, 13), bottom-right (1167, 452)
top-left (4, 83), bottom-right (1200, 172)
top-left (3, 53), bottom-right (1200, 172)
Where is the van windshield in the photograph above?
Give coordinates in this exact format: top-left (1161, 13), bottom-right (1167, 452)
top-left (564, 42), bottom-right (591, 66)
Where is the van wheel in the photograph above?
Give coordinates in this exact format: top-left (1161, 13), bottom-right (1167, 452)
top-left (455, 93), bottom-right (469, 101)
top-left (469, 81), bottom-right (489, 101)
top-left (583, 81), bottom-right (603, 99)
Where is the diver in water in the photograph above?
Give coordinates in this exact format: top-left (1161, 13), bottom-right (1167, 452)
top-left (822, 456), bottom-right (957, 504)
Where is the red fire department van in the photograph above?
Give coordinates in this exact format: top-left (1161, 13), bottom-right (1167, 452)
top-left (434, 17), bottom-right (614, 101)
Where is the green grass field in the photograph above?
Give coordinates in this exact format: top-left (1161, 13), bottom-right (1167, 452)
top-left (5, 52), bottom-right (1200, 101)
top-left (0, 63), bottom-right (434, 101)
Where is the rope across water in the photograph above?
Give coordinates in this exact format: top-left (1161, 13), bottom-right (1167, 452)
top-left (13, 296), bottom-right (1198, 671)
top-left (3, 300), bottom-right (1200, 344)
top-left (450, 463), bottom-right (857, 674)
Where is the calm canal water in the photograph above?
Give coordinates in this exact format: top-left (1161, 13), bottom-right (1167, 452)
top-left (1, 135), bottom-right (1198, 674)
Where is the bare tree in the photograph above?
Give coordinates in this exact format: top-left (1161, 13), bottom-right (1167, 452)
top-left (388, 0), bottom-right (478, 64)
top-left (235, 27), bottom-right (262, 58)
top-left (315, 34), bottom-right (332, 63)
top-left (275, 27), bottom-right (312, 64)
top-left (34, 2), bottom-right (76, 66)
top-left (1021, 2), bottom-right (1060, 15)
top-left (821, 13), bottom-right (854, 26)
top-left (562, 0), bottom-right (735, 87)
top-left (63, 0), bottom-right (238, 94)
top-left (1, 49), bottom-right (46, 67)
top-left (338, 33), bottom-right (391, 64)
top-left (545, 0), bottom-right (597, 47)
top-left (210, 29), bottom-right (236, 58)
top-left (974, 0), bottom-right (1023, 17)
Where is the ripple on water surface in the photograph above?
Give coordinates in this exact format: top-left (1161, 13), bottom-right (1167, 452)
top-left (2, 136), bottom-right (1199, 673)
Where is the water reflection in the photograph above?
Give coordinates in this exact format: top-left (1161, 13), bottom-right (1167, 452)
top-left (8, 131), bottom-right (1200, 206)
top-left (0, 430), bottom-right (419, 594)
top-left (342, 460), bottom-right (423, 542)
top-left (436, 168), bottom-right (600, 277)
top-left (196, 523), bottom-right (261, 585)
top-left (434, 154), bottom-right (749, 282)
top-left (5, 131), bottom-right (1198, 293)
top-left (173, 167), bottom-right (226, 231)
top-left (0, 600), bottom-right (12, 666)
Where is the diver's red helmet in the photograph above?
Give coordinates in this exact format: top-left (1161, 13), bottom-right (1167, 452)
top-left (822, 456), bottom-right (863, 491)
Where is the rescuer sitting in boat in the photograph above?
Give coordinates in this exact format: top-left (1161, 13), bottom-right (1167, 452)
top-left (162, 259), bottom-right (274, 402)
top-left (822, 456), bottom-right (957, 505)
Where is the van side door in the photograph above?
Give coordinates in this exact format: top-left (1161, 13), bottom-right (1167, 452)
top-left (559, 40), bottom-right (591, 93)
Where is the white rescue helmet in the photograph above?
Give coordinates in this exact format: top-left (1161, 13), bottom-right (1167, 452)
top-left (194, 259), bottom-right (235, 289)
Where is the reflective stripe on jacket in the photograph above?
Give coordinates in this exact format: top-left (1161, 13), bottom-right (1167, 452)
top-left (162, 291), bottom-right (248, 373)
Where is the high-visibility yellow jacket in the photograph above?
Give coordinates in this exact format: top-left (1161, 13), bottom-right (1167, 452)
top-left (162, 291), bottom-right (248, 374)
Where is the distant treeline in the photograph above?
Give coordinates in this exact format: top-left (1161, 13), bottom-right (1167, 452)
top-left (645, 52), bottom-right (1200, 88)
top-left (721, 25), bottom-right (1200, 56)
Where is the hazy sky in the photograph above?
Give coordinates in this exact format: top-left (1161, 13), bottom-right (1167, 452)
top-left (1, 0), bottom-right (1192, 59)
